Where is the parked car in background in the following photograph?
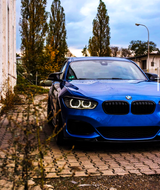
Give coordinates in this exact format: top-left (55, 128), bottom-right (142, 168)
top-left (47, 57), bottom-right (160, 145)
top-left (40, 80), bottom-right (52, 86)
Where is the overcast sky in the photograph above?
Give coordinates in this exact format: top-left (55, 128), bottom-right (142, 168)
top-left (16, 0), bottom-right (160, 56)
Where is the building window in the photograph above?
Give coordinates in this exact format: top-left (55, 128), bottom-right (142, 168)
top-left (151, 62), bottom-right (154, 67)
top-left (142, 60), bottom-right (146, 70)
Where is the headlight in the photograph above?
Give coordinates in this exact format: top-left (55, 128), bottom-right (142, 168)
top-left (63, 97), bottom-right (97, 109)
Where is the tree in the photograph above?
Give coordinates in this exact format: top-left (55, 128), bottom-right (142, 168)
top-left (128, 40), bottom-right (159, 57)
top-left (20, 0), bottom-right (48, 83)
top-left (66, 49), bottom-right (75, 57)
top-left (88, 0), bottom-right (111, 56)
top-left (47, 0), bottom-right (68, 68)
top-left (121, 48), bottom-right (131, 57)
top-left (82, 45), bottom-right (89, 57)
top-left (111, 46), bottom-right (119, 57)
top-left (39, 42), bottom-right (59, 80)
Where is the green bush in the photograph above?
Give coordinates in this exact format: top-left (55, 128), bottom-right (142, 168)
top-left (14, 84), bottom-right (49, 95)
top-left (17, 75), bottom-right (30, 85)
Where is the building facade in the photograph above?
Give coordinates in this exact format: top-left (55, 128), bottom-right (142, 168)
top-left (0, 0), bottom-right (16, 97)
top-left (128, 53), bottom-right (160, 75)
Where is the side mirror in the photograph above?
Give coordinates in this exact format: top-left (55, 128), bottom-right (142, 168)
top-left (145, 72), bottom-right (158, 82)
top-left (48, 72), bottom-right (63, 81)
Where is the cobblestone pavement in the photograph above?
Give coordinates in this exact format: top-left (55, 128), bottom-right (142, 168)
top-left (44, 123), bottom-right (160, 177)
top-left (1, 94), bottom-right (160, 189)
top-left (1, 118), bottom-right (160, 179)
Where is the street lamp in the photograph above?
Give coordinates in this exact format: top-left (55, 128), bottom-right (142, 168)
top-left (135, 23), bottom-right (150, 72)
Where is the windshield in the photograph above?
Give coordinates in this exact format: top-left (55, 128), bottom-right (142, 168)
top-left (66, 60), bottom-right (147, 80)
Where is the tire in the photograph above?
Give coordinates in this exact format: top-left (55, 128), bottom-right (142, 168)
top-left (47, 99), bottom-right (53, 125)
top-left (55, 108), bottom-right (64, 146)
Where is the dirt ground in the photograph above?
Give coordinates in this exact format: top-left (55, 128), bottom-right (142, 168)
top-left (47, 174), bottom-right (160, 190)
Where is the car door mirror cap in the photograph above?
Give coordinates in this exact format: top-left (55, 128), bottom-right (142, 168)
top-left (48, 72), bottom-right (63, 81)
top-left (145, 72), bottom-right (159, 82)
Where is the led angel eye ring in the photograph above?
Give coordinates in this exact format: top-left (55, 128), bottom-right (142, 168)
top-left (70, 99), bottom-right (81, 108)
top-left (82, 101), bottom-right (91, 108)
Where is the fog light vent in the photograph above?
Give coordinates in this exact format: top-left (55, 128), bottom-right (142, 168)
top-left (67, 120), bottom-right (94, 135)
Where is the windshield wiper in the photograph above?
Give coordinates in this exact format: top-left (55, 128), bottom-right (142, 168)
top-left (97, 78), bottom-right (124, 80)
top-left (108, 78), bottom-right (123, 80)
top-left (77, 78), bottom-right (125, 80)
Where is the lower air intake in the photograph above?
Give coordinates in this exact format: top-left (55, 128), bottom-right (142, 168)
top-left (97, 126), bottom-right (159, 139)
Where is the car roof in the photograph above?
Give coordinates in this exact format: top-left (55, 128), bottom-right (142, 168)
top-left (68, 56), bottom-right (131, 62)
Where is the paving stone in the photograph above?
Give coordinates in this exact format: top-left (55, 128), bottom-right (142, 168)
top-left (75, 154), bottom-right (86, 157)
top-left (106, 161), bottom-right (118, 164)
top-left (148, 163), bottom-right (160, 169)
top-left (89, 157), bottom-right (101, 161)
top-left (73, 171), bottom-right (88, 177)
top-left (80, 161), bottom-right (92, 164)
top-left (114, 168), bottom-right (127, 173)
top-left (57, 169), bottom-right (72, 175)
top-left (45, 173), bottom-right (59, 178)
top-left (117, 161), bottom-right (132, 165)
top-left (67, 155), bottom-right (77, 159)
top-left (78, 157), bottom-right (89, 161)
top-left (154, 169), bottom-right (160, 174)
top-left (84, 165), bottom-right (96, 169)
top-left (142, 170), bottom-right (156, 175)
top-left (129, 159), bottom-right (141, 163)
top-left (87, 168), bottom-right (98, 173)
top-left (115, 172), bottom-right (129, 175)
top-left (69, 162), bottom-right (81, 167)
top-left (101, 170), bottom-right (115, 175)
top-left (86, 153), bottom-right (97, 155)
top-left (99, 154), bottom-right (111, 157)
top-left (133, 163), bottom-right (145, 167)
top-left (56, 163), bottom-right (69, 168)
top-left (128, 169), bottom-right (142, 175)
top-left (123, 166), bottom-right (136, 170)
top-left (45, 167), bottom-right (56, 172)
top-left (68, 159), bottom-right (78, 163)
top-left (155, 152), bottom-right (160, 157)
top-left (139, 167), bottom-right (153, 172)
top-left (109, 164), bottom-right (120, 168)
top-left (98, 165), bottom-right (110, 170)
top-left (114, 157), bottom-right (126, 161)
top-left (92, 161), bottom-right (106, 166)
top-left (110, 153), bottom-right (122, 157)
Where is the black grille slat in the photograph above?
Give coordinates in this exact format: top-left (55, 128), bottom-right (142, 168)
top-left (131, 101), bottom-right (156, 114)
top-left (97, 127), bottom-right (159, 139)
top-left (103, 101), bottom-right (129, 115)
top-left (103, 100), bottom-right (156, 115)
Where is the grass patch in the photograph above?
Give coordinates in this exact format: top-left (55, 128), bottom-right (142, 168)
top-left (14, 84), bottom-right (49, 95)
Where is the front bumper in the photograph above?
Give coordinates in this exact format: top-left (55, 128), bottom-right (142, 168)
top-left (60, 97), bottom-right (160, 142)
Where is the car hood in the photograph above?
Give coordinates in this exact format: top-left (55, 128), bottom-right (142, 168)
top-left (65, 80), bottom-right (160, 99)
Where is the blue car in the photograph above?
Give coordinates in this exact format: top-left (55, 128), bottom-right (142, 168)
top-left (47, 57), bottom-right (160, 145)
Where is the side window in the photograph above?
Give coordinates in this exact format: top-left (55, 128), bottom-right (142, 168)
top-left (60, 62), bottom-right (67, 80)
